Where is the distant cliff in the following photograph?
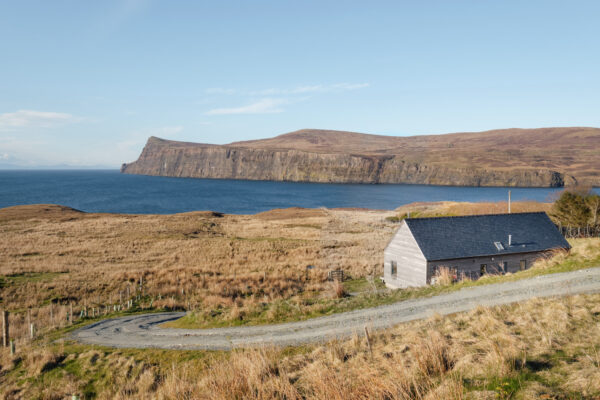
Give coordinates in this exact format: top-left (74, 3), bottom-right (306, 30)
top-left (119, 127), bottom-right (598, 187)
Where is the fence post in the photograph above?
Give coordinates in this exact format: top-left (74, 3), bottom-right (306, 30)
top-left (364, 326), bottom-right (372, 357)
top-left (10, 340), bottom-right (15, 355)
top-left (70, 303), bottom-right (74, 324)
top-left (30, 323), bottom-right (36, 339)
top-left (2, 310), bottom-right (8, 347)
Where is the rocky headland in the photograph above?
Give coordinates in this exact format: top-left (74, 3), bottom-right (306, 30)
top-left (121, 127), bottom-right (600, 187)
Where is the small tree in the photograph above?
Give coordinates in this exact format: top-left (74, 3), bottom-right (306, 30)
top-left (551, 189), bottom-right (591, 227)
top-left (586, 194), bottom-right (600, 227)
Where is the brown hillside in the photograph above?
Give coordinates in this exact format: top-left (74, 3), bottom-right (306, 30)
top-left (122, 127), bottom-right (600, 186)
top-left (232, 127), bottom-right (600, 178)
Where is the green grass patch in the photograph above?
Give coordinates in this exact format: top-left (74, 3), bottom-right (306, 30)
top-left (0, 271), bottom-right (67, 288)
top-left (283, 223), bottom-right (322, 229)
top-left (342, 277), bottom-right (386, 293)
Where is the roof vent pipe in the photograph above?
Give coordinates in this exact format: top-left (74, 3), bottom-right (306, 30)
top-left (508, 235), bottom-right (512, 247)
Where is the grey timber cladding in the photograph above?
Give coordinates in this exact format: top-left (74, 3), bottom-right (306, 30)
top-left (384, 222), bottom-right (427, 287)
top-left (404, 212), bottom-right (570, 261)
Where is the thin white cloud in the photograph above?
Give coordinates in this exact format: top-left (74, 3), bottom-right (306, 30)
top-left (0, 110), bottom-right (81, 130)
top-left (249, 83), bottom-right (370, 96)
top-left (205, 98), bottom-right (288, 115)
top-left (204, 83), bottom-right (370, 97)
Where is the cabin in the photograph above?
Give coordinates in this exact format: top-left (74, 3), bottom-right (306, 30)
top-left (383, 212), bottom-right (570, 289)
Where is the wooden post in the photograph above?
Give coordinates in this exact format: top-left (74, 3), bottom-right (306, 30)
top-left (70, 303), bottom-right (74, 324)
top-left (27, 309), bottom-right (31, 329)
top-left (508, 190), bottom-right (511, 214)
top-left (30, 323), bottom-right (35, 339)
top-left (364, 326), bottom-right (372, 357)
top-left (2, 310), bottom-right (8, 347)
top-left (10, 340), bottom-right (15, 355)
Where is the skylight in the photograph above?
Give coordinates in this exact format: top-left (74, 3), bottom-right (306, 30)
top-left (494, 241), bottom-right (504, 251)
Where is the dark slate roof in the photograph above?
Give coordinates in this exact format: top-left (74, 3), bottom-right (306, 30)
top-left (404, 212), bottom-right (570, 261)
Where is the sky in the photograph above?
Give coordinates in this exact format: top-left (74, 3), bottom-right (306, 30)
top-left (1, 0), bottom-right (599, 168)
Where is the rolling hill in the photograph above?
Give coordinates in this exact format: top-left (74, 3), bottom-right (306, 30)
top-left (121, 127), bottom-right (600, 187)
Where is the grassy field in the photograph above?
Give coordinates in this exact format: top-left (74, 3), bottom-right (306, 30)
top-left (2, 292), bottom-right (599, 398)
top-left (0, 200), bottom-right (553, 334)
top-left (167, 237), bottom-right (600, 329)
top-left (1, 200), bottom-right (600, 399)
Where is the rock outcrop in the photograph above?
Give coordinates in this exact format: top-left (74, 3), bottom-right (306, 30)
top-left (121, 132), bottom-right (582, 187)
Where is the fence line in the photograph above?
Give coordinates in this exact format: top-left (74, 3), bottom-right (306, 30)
top-left (558, 225), bottom-right (600, 238)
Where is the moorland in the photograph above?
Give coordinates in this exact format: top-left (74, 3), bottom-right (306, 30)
top-left (1, 200), bottom-right (600, 399)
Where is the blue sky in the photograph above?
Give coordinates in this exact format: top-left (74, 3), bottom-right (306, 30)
top-left (1, 0), bottom-right (599, 168)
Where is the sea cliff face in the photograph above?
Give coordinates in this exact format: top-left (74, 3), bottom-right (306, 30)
top-left (121, 136), bottom-right (576, 187)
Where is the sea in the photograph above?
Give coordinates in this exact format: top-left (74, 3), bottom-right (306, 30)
top-left (0, 170), bottom-right (594, 215)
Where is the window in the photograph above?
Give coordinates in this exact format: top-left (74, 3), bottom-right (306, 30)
top-left (480, 264), bottom-right (487, 276)
top-left (520, 260), bottom-right (527, 271)
top-left (391, 261), bottom-right (397, 277)
top-left (494, 241), bottom-right (504, 251)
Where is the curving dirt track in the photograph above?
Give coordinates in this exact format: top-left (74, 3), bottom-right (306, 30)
top-left (72, 267), bottom-right (600, 350)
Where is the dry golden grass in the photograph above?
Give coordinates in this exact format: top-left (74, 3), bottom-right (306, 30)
top-left (394, 200), bottom-right (551, 219)
top-left (0, 204), bottom-right (396, 337)
top-left (0, 200), bottom-right (577, 339)
top-left (432, 266), bottom-right (455, 286)
top-left (1, 201), bottom-right (599, 398)
top-left (2, 293), bottom-right (599, 399)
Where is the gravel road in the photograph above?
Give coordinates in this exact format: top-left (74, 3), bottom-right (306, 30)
top-left (72, 267), bottom-right (600, 350)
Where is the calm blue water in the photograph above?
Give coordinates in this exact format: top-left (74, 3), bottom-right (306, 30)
top-left (0, 170), bottom-right (589, 215)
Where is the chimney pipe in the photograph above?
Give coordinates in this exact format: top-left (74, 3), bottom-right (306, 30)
top-left (508, 235), bottom-right (512, 247)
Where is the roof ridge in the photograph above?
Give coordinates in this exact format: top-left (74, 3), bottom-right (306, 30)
top-left (406, 211), bottom-right (547, 221)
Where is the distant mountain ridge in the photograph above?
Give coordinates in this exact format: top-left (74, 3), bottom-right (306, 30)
top-left (121, 127), bottom-right (600, 187)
